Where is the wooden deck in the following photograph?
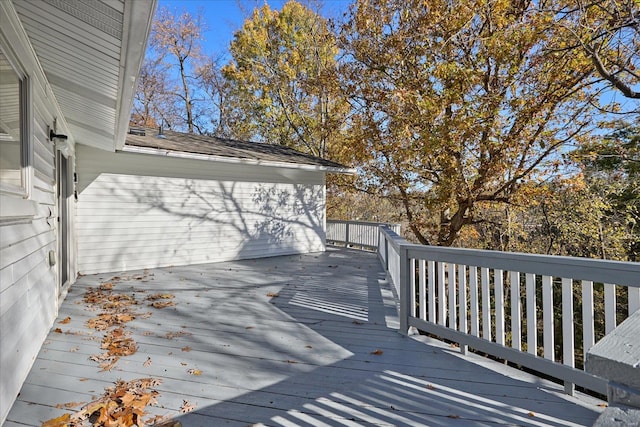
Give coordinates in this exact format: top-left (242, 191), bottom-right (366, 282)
top-left (4, 248), bottom-right (605, 426)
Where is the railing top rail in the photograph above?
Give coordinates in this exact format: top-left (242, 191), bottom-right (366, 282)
top-left (328, 219), bottom-right (401, 228)
top-left (379, 225), bottom-right (640, 287)
top-left (379, 225), bottom-right (410, 251)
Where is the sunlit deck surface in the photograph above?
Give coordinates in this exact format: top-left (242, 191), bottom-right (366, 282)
top-left (5, 248), bottom-right (605, 426)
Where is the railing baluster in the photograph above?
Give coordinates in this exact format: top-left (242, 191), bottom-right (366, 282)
top-left (448, 262), bottom-right (457, 330)
top-left (526, 273), bottom-right (537, 355)
top-left (582, 280), bottom-right (595, 356)
top-left (562, 278), bottom-right (575, 395)
top-left (469, 266), bottom-right (479, 337)
top-left (481, 267), bottom-right (491, 341)
top-left (428, 261), bottom-right (436, 323)
top-left (438, 262), bottom-right (446, 325)
top-left (604, 283), bottom-right (616, 334)
top-left (410, 258), bottom-right (417, 318)
top-left (495, 269), bottom-right (505, 346)
top-left (419, 260), bottom-right (426, 320)
top-left (510, 271), bottom-right (521, 351)
top-left (459, 264), bottom-right (467, 334)
top-left (542, 275), bottom-right (554, 361)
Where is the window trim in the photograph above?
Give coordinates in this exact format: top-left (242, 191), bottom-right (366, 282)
top-left (0, 34), bottom-right (32, 200)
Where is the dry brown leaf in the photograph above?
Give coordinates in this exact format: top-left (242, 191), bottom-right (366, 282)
top-left (180, 362), bottom-right (187, 366)
top-left (305, 345), bottom-right (312, 349)
top-left (70, 346), bottom-right (80, 353)
top-left (59, 316), bottom-right (71, 324)
top-left (143, 357), bottom-right (152, 367)
top-left (597, 403), bottom-right (608, 407)
top-left (165, 331), bottom-right (192, 340)
top-left (528, 412), bottom-right (535, 417)
top-left (188, 368), bottom-right (202, 376)
top-left (266, 292), bottom-right (279, 297)
top-left (146, 293), bottom-right (175, 300)
top-left (181, 346), bottom-right (192, 352)
top-left (100, 283), bottom-right (114, 290)
top-left (149, 301), bottom-right (176, 309)
top-left (245, 326), bottom-right (255, 330)
top-left (447, 414), bottom-right (460, 419)
top-left (180, 400), bottom-right (196, 413)
top-left (53, 328), bottom-right (63, 333)
top-left (41, 413), bottom-right (70, 427)
top-left (55, 401), bottom-right (85, 409)
top-left (371, 349), bottom-right (384, 355)
top-left (426, 384), bottom-right (436, 390)
top-left (79, 378), bottom-right (89, 382)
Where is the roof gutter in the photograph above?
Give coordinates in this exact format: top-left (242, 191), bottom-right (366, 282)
top-left (121, 145), bottom-right (357, 174)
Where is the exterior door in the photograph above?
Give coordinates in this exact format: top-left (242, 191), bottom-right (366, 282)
top-left (56, 150), bottom-right (70, 295)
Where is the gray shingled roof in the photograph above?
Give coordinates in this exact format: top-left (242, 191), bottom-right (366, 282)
top-left (124, 128), bottom-right (352, 172)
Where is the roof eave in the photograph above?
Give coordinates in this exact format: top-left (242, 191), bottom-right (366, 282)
top-left (121, 145), bottom-right (356, 174)
top-left (113, 0), bottom-right (157, 151)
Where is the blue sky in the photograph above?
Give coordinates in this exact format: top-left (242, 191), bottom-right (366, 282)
top-left (159, 0), bottom-right (352, 57)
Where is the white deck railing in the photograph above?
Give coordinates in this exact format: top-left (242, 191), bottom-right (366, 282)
top-left (368, 223), bottom-right (640, 396)
top-left (327, 221), bottom-right (640, 394)
top-left (327, 220), bottom-right (400, 250)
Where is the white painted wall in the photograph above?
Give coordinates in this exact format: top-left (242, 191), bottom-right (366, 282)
top-left (0, 3), bottom-right (70, 422)
top-left (76, 145), bottom-right (326, 274)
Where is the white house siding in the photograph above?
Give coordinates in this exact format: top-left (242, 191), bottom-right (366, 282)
top-left (76, 145), bottom-right (326, 274)
top-left (0, 46), bottom-right (61, 425)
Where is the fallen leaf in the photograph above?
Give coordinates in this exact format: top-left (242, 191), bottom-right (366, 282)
top-left (245, 326), bottom-right (255, 330)
top-left (143, 357), bottom-right (152, 367)
top-left (305, 345), bottom-right (312, 349)
top-left (597, 403), bottom-right (608, 407)
top-left (528, 412), bottom-right (535, 417)
top-left (426, 384), bottom-right (436, 390)
top-left (180, 400), bottom-right (196, 413)
top-left (149, 301), bottom-right (176, 309)
top-left (146, 293), bottom-right (175, 300)
top-left (53, 328), bottom-right (63, 333)
top-left (79, 378), bottom-right (89, 382)
top-left (55, 401), bottom-right (85, 409)
top-left (100, 283), bottom-right (114, 290)
top-left (352, 320), bottom-right (364, 325)
top-left (447, 414), bottom-right (460, 419)
top-left (266, 292), bottom-right (279, 297)
top-left (188, 368), bottom-right (202, 376)
top-left (70, 346), bottom-right (80, 352)
top-left (181, 346), bottom-right (192, 352)
top-left (59, 316), bottom-right (71, 324)
top-left (371, 349), bottom-right (384, 355)
top-left (41, 413), bottom-right (70, 427)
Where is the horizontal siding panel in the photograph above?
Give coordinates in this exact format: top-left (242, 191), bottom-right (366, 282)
top-left (0, 219), bottom-right (51, 249)
top-left (0, 253), bottom-right (52, 317)
top-left (0, 224), bottom-right (56, 271)
top-left (76, 146), bottom-right (326, 274)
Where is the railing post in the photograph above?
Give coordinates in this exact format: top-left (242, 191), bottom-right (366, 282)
top-left (399, 245), bottom-right (411, 336)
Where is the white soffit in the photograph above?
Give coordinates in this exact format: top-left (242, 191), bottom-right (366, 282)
top-left (13, 0), bottom-right (156, 152)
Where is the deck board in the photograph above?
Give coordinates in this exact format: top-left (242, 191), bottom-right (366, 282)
top-left (4, 248), bottom-right (604, 426)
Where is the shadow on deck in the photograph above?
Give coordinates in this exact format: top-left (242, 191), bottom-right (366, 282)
top-left (5, 248), bottom-right (604, 426)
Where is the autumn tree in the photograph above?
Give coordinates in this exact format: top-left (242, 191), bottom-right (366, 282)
top-left (222, 1), bottom-right (350, 160)
top-left (131, 55), bottom-right (177, 128)
top-left (548, 0), bottom-right (640, 100)
top-left (339, 0), bottom-right (602, 246)
top-left (149, 7), bottom-right (206, 133)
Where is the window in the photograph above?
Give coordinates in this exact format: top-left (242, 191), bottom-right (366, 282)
top-left (0, 46), bottom-right (28, 196)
